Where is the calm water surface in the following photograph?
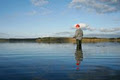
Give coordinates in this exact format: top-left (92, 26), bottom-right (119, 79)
top-left (0, 42), bottom-right (120, 80)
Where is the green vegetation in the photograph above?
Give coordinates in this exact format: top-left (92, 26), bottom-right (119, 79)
top-left (0, 37), bottom-right (120, 43)
top-left (0, 38), bottom-right (9, 42)
top-left (36, 37), bottom-right (120, 43)
top-left (36, 37), bottom-right (75, 43)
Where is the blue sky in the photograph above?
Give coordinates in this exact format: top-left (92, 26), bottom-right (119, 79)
top-left (0, 0), bottom-right (120, 38)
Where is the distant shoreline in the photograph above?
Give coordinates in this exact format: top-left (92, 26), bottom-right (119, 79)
top-left (0, 37), bottom-right (120, 43)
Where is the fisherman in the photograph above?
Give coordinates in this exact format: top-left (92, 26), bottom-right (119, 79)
top-left (73, 24), bottom-right (83, 50)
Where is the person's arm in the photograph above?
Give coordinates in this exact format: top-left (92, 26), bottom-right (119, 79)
top-left (81, 30), bottom-right (83, 36)
top-left (73, 30), bottom-right (78, 38)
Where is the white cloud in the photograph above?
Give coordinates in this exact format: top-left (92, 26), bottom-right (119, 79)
top-left (72, 23), bottom-right (120, 33)
top-left (85, 33), bottom-right (120, 38)
top-left (31, 0), bottom-right (48, 6)
top-left (26, 7), bottom-right (52, 16)
top-left (26, 10), bottom-right (37, 15)
top-left (72, 23), bottom-right (96, 31)
top-left (69, 0), bottom-right (120, 13)
top-left (39, 8), bottom-right (52, 15)
top-left (30, 0), bottom-right (52, 15)
top-left (99, 27), bottom-right (120, 32)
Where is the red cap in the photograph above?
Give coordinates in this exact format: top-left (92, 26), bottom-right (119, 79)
top-left (76, 63), bottom-right (79, 65)
top-left (75, 24), bottom-right (80, 28)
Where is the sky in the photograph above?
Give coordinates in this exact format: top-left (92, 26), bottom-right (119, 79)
top-left (0, 0), bottom-right (120, 38)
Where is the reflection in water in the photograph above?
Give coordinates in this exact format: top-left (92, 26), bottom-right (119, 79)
top-left (0, 43), bottom-right (120, 80)
top-left (75, 46), bottom-right (83, 70)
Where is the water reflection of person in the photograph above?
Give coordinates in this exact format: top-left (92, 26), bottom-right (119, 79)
top-left (75, 46), bottom-right (83, 70)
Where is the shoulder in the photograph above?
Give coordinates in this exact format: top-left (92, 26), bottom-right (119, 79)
top-left (78, 28), bottom-right (82, 31)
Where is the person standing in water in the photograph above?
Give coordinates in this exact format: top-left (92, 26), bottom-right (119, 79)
top-left (73, 24), bottom-right (83, 50)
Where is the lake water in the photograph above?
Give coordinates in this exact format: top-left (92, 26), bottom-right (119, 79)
top-left (0, 42), bottom-right (120, 80)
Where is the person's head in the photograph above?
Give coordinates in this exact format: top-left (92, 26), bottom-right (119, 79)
top-left (75, 24), bottom-right (80, 29)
